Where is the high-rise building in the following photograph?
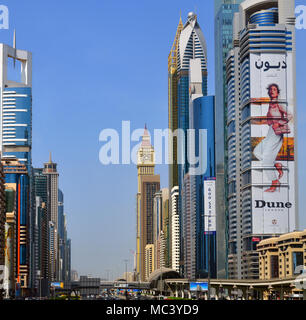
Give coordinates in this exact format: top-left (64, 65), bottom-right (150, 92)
top-left (0, 43), bottom-right (32, 172)
top-left (136, 126), bottom-right (160, 281)
top-left (181, 58), bottom-right (216, 279)
top-left (162, 189), bottom-right (170, 268)
top-left (65, 238), bottom-right (71, 282)
top-left (214, 0), bottom-right (245, 280)
top-left (2, 157), bottom-right (29, 295)
top-left (177, 12), bottom-right (208, 188)
top-left (153, 188), bottom-right (169, 271)
top-left (145, 244), bottom-right (155, 281)
top-left (170, 12), bottom-right (208, 277)
top-left (171, 186), bottom-right (180, 273)
top-left (168, 17), bottom-right (183, 192)
top-left (3, 186), bottom-right (16, 298)
top-left (43, 153), bottom-right (59, 282)
top-left (153, 190), bottom-right (163, 271)
top-left (58, 189), bottom-right (65, 281)
top-left (0, 157), bottom-right (6, 296)
top-left (33, 168), bottom-right (49, 295)
top-left (225, 0), bottom-right (298, 279)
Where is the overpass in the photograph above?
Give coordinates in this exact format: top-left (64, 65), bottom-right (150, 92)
top-left (164, 277), bottom-right (306, 300)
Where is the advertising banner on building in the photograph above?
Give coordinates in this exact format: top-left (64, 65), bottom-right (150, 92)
top-left (204, 178), bottom-right (216, 233)
top-left (249, 51), bottom-right (296, 234)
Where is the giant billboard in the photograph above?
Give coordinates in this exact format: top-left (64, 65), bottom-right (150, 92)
top-left (250, 51), bottom-right (296, 234)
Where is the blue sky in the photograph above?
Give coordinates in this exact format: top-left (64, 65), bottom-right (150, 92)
top-left (1, 0), bottom-right (305, 279)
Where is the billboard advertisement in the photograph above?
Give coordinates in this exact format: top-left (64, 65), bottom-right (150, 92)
top-left (189, 282), bottom-right (208, 292)
top-left (51, 282), bottom-right (64, 288)
top-left (249, 51), bottom-right (296, 234)
top-left (204, 178), bottom-right (216, 234)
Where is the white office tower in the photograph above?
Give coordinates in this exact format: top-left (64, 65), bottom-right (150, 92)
top-left (0, 43), bottom-right (32, 168)
top-left (171, 186), bottom-right (180, 273)
top-left (226, 0), bottom-right (297, 279)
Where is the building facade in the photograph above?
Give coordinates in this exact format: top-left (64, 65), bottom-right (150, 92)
top-left (171, 186), bottom-right (180, 273)
top-left (0, 44), bottom-right (32, 172)
top-left (175, 12), bottom-right (208, 278)
top-left (0, 157), bottom-right (6, 296)
top-left (168, 17), bottom-right (183, 192)
top-left (43, 154), bottom-right (59, 282)
top-left (3, 185), bottom-right (16, 298)
top-left (33, 168), bottom-right (49, 295)
top-left (2, 157), bottom-right (29, 295)
top-left (214, 0), bottom-right (244, 280)
top-left (153, 188), bottom-right (169, 272)
top-left (257, 230), bottom-right (306, 280)
top-left (226, 0), bottom-right (298, 279)
top-left (180, 58), bottom-right (216, 279)
top-left (136, 126), bottom-right (160, 281)
top-left (145, 244), bottom-right (155, 281)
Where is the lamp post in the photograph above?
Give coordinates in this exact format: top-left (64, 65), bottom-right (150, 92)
top-left (123, 259), bottom-right (128, 300)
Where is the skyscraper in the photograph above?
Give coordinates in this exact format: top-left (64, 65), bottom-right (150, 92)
top-left (2, 157), bottom-right (29, 294)
top-left (177, 12), bottom-right (208, 182)
top-left (3, 185), bottom-right (16, 298)
top-left (153, 188), bottom-right (169, 271)
top-left (226, 0), bottom-right (297, 279)
top-left (214, 0), bottom-right (244, 279)
top-left (43, 153), bottom-right (59, 282)
top-left (0, 43), bottom-right (32, 172)
top-left (136, 126), bottom-right (160, 281)
top-left (33, 168), bottom-right (49, 295)
top-left (171, 186), bottom-right (180, 273)
top-left (58, 189), bottom-right (65, 281)
top-left (181, 58), bottom-right (216, 279)
top-left (0, 157), bottom-right (5, 296)
top-left (168, 17), bottom-right (183, 192)
top-left (171, 12), bottom-right (208, 277)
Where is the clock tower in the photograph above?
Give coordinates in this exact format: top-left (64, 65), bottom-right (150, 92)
top-left (137, 124), bottom-right (155, 190)
top-left (136, 125), bottom-right (160, 280)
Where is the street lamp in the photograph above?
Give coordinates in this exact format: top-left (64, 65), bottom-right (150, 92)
top-left (123, 259), bottom-right (128, 300)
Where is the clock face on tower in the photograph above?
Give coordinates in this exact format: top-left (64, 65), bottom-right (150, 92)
top-left (142, 154), bottom-right (151, 162)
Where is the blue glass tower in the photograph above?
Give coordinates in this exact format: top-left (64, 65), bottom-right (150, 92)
top-left (214, 0), bottom-right (244, 279)
top-left (2, 87), bottom-right (32, 172)
top-left (192, 96), bottom-right (216, 278)
top-left (181, 57), bottom-right (216, 279)
top-left (176, 13), bottom-right (208, 277)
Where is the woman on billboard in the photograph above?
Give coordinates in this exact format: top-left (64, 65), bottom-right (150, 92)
top-left (253, 83), bottom-right (293, 193)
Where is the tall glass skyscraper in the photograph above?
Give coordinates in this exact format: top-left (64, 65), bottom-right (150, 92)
top-left (171, 12), bottom-right (208, 277)
top-left (0, 44), bottom-right (32, 173)
top-left (181, 58), bottom-right (216, 279)
top-left (214, 0), bottom-right (244, 279)
top-left (226, 0), bottom-right (297, 279)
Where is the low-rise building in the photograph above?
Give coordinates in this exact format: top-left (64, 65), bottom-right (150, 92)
top-left (257, 230), bottom-right (306, 280)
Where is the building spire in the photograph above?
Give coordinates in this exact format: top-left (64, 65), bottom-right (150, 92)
top-left (141, 124), bottom-right (151, 147)
top-left (13, 29), bottom-right (16, 68)
top-left (49, 151), bottom-right (52, 163)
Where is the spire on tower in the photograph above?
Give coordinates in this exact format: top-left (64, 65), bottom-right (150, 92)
top-left (13, 29), bottom-right (16, 68)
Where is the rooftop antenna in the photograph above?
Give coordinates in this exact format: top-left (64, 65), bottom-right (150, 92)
top-left (13, 29), bottom-right (16, 68)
